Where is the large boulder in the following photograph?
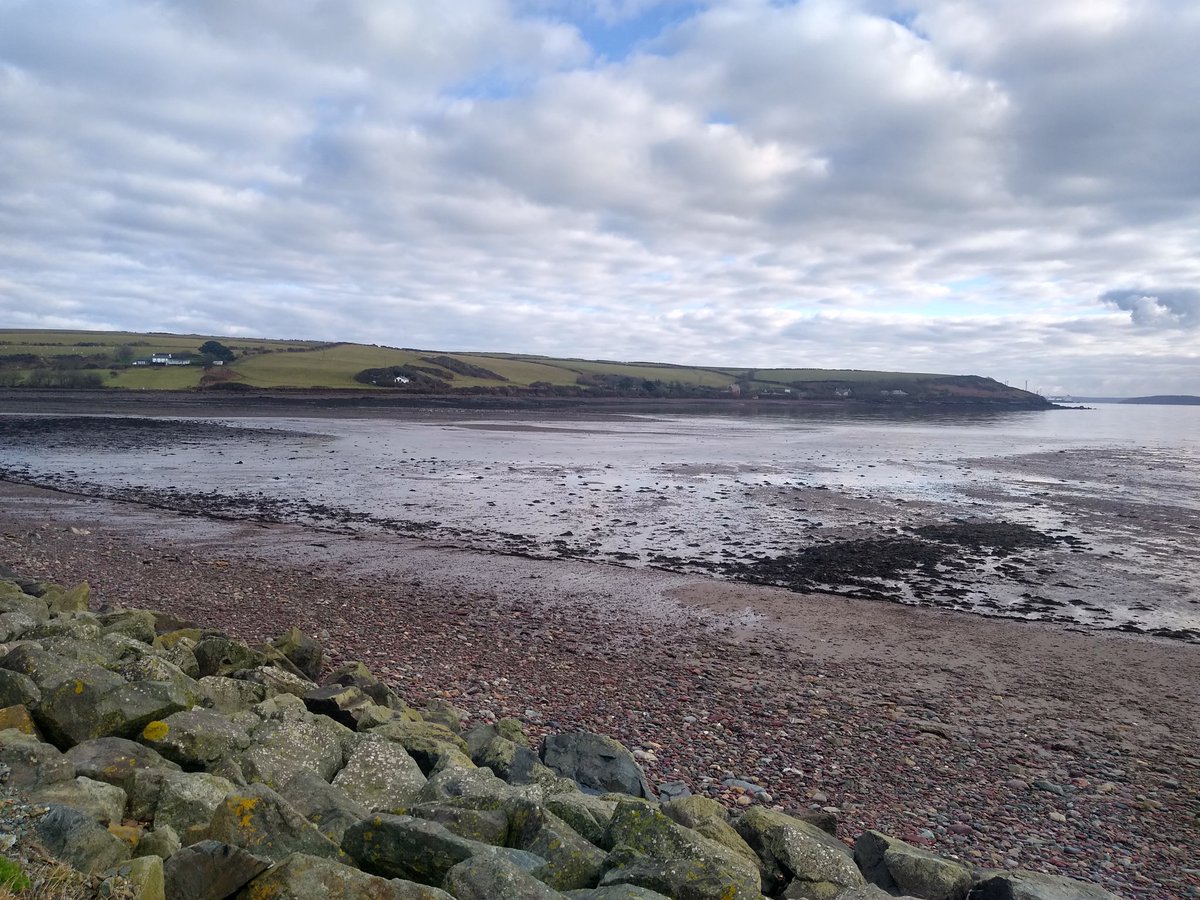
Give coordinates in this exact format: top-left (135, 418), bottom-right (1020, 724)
top-left (235, 665), bottom-right (316, 698)
top-left (546, 792), bottom-right (619, 847)
top-left (242, 852), bottom-right (454, 899)
top-left (333, 736), bottom-right (427, 812)
top-left (23, 662), bottom-right (125, 748)
top-left (103, 856), bottom-right (165, 900)
top-left (0, 728), bottom-right (74, 788)
top-left (269, 628), bottom-right (325, 681)
top-left (236, 711), bottom-right (350, 788)
top-left (66, 736), bottom-right (180, 794)
top-left (135, 824), bottom-right (182, 861)
top-left (35, 803), bottom-right (130, 874)
top-left (472, 731), bottom-right (557, 786)
top-left (150, 771), bottom-right (239, 841)
top-left (193, 637), bottom-right (265, 678)
top-left (421, 699), bottom-right (467, 734)
top-left (0, 615), bottom-right (42, 644)
top-left (826, 888), bottom-right (904, 900)
top-left (407, 802), bottom-right (511, 846)
top-left (279, 771), bottom-right (371, 845)
top-left (370, 720), bottom-right (469, 775)
top-left (0, 610), bottom-right (38, 642)
top-left (112, 656), bottom-right (201, 697)
top-left (303, 682), bottom-right (374, 729)
top-left (968, 871), bottom-right (1123, 900)
top-left (0, 585), bottom-right (50, 622)
top-left (443, 855), bottom-right (562, 900)
top-left (343, 814), bottom-right (546, 886)
top-left (197, 675), bottom-right (268, 714)
top-left (323, 661), bottom-right (417, 714)
top-left (565, 888), bottom-right (672, 899)
top-left (46, 582), bottom-right (91, 614)
top-left (542, 732), bottom-right (652, 798)
top-left (0, 703), bottom-right (39, 736)
top-left (662, 796), bottom-right (759, 867)
top-left (0, 668), bottom-right (41, 708)
top-left (506, 797), bottom-right (606, 891)
top-left (139, 708), bottom-right (252, 769)
top-left (91, 679), bottom-right (199, 739)
top-left (30, 775), bottom-right (127, 824)
top-left (162, 840), bottom-right (271, 900)
top-left (416, 764), bottom-right (541, 810)
top-left (855, 830), bottom-right (972, 900)
top-left (207, 783), bottom-right (344, 863)
top-left (98, 609), bottom-right (157, 644)
top-left (598, 851), bottom-right (762, 900)
top-left (734, 806), bottom-right (864, 898)
top-left (603, 800), bottom-right (762, 896)
top-left (157, 639), bottom-right (201, 679)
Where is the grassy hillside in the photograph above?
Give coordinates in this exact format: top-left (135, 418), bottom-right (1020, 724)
top-left (0, 329), bottom-right (1050, 407)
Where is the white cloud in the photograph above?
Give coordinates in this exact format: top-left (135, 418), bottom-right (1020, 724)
top-left (1102, 287), bottom-right (1200, 329)
top-left (0, 0), bottom-right (1198, 395)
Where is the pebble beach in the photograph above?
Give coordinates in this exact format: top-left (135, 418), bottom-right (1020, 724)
top-left (2, 479), bottom-right (1196, 899)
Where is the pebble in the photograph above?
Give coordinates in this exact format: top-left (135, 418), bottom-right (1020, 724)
top-left (10, 497), bottom-right (1197, 900)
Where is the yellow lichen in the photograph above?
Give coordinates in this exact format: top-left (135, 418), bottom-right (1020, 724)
top-left (73, 680), bottom-right (84, 695)
top-left (141, 720), bottom-right (170, 741)
top-left (231, 796), bottom-right (260, 829)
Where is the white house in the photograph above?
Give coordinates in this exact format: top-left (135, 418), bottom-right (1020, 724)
top-left (148, 352), bottom-right (193, 366)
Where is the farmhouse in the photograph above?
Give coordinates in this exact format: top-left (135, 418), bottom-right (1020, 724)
top-left (132, 352), bottom-right (194, 366)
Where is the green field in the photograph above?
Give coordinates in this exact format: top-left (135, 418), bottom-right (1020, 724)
top-left (0, 328), bottom-right (1044, 406)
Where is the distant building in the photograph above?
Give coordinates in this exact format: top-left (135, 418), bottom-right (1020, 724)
top-left (133, 352), bottom-right (194, 367)
top-left (152, 353), bottom-right (193, 366)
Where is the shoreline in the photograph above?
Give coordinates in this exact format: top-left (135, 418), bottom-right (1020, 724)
top-left (1, 480), bottom-right (1196, 898)
top-left (0, 388), bottom-right (1058, 419)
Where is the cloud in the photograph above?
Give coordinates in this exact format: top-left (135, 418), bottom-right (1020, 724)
top-left (0, 0), bottom-right (1198, 396)
top-left (1101, 287), bottom-right (1200, 329)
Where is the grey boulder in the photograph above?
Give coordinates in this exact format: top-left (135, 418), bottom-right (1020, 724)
top-left (542, 732), bottom-right (652, 798)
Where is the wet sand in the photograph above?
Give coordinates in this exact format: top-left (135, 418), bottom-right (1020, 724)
top-left (2, 409), bottom-right (1197, 642)
top-left (1, 480), bottom-right (1197, 898)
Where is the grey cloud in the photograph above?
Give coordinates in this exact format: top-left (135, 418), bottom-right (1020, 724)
top-left (1102, 288), bottom-right (1200, 329)
top-left (1, 0), bottom-right (1199, 397)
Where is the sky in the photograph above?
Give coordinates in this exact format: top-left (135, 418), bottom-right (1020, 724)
top-left (1, 0), bottom-right (1198, 396)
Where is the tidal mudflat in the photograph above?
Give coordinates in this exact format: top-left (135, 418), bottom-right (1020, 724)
top-left (0, 403), bottom-right (1196, 641)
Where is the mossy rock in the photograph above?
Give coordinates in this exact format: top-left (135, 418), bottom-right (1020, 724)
top-left (268, 627), bottom-right (324, 681)
top-left (546, 792), bottom-right (619, 847)
top-left (139, 708), bottom-right (252, 769)
top-left (405, 802), bottom-right (511, 846)
top-left (443, 855), bottom-right (561, 900)
top-left (343, 814), bottom-right (546, 886)
top-left (599, 848), bottom-right (762, 900)
top-left (854, 830), bottom-right (971, 900)
top-left (663, 796), bottom-right (759, 867)
top-left (735, 806), bottom-right (863, 897)
top-left (98, 609), bottom-right (157, 644)
top-left (47, 582), bottom-right (91, 614)
top-left (332, 735), bottom-right (426, 812)
top-left (0, 703), bottom-right (39, 736)
top-left (208, 784), bottom-right (344, 863)
top-left (507, 797), bottom-right (606, 890)
top-left (604, 800), bottom-right (761, 891)
top-left (241, 851), bottom-right (454, 899)
top-left (370, 720), bottom-right (469, 775)
top-left (66, 736), bottom-right (181, 793)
